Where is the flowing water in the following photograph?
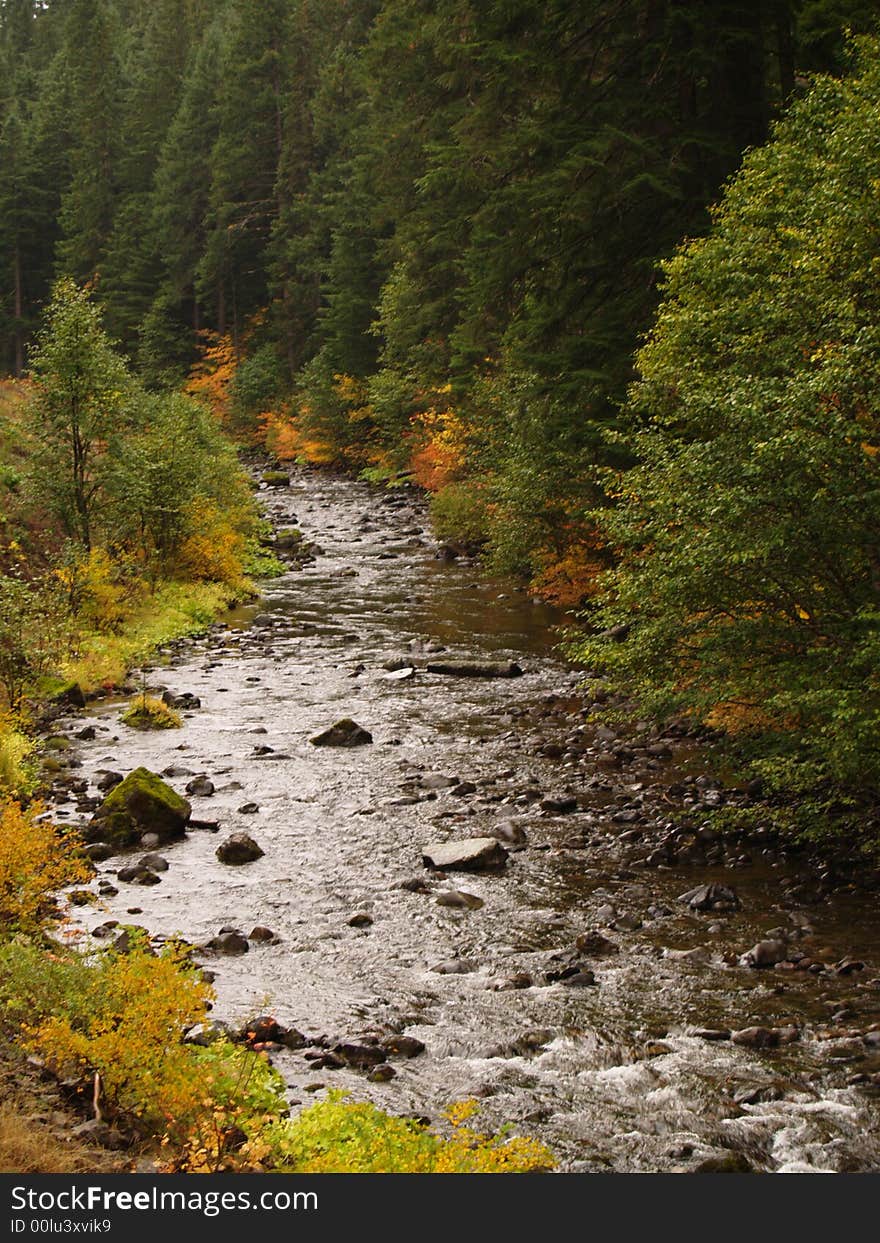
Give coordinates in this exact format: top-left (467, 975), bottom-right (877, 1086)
top-left (51, 470), bottom-right (880, 1172)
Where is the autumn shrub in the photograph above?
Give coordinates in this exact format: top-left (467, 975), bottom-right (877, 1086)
top-left (0, 718), bottom-right (37, 798)
top-left (177, 498), bottom-right (247, 588)
top-left (121, 694), bottom-right (181, 731)
top-left (0, 800), bottom-right (89, 938)
top-left (64, 580), bottom-right (239, 692)
top-left (263, 1093), bottom-right (554, 1173)
top-left (7, 938), bottom-right (285, 1168)
top-left (0, 573), bottom-right (68, 710)
top-left (61, 547), bottom-right (135, 634)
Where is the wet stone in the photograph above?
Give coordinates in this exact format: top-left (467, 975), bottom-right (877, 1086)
top-left (216, 832), bottom-right (264, 865)
top-left (310, 719), bottom-right (373, 747)
top-left (422, 838), bottom-right (508, 872)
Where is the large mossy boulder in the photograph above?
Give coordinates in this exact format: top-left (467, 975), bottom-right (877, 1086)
top-left (85, 767), bottom-right (191, 848)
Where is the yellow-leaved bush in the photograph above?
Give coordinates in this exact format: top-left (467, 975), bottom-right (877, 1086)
top-left (261, 1093), bottom-right (554, 1174)
top-left (0, 799), bottom-right (90, 936)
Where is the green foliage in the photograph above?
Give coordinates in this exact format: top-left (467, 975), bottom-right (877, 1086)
top-left (0, 574), bottom-right (67, 711)
top-left (429, 483), bottom-right (490, 551)
top-left (265, 1092), bottom-right (554, 1173)
top-left (104, 389), bottom-right (252, 579)
top-left (573, 38), bottom-right (880, 804)
top-left (26, 278), bottom-right (131, 551)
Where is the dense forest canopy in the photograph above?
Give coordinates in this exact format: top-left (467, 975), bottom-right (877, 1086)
top-left (1, 2), bottom-right (876, 576)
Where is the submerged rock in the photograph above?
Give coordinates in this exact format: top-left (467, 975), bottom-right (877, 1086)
top-left (422, 838), bottom-right (508, 872)
top-left (310, 718), bottom-right (373, 747)
top-left (436, 889), bottom-right (484, 910)
top-left (85, 767), bottom-right (190, 848)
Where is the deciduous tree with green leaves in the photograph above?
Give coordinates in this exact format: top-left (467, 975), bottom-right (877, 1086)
top-left (27, 278), bottom-right (130, 550)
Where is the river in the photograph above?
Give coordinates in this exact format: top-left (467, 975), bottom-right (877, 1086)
top-left (50, 468), bottom-right (880, 1172)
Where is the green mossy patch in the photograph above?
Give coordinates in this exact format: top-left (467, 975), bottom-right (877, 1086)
top-left (86, 767), bottom-right (191, 848)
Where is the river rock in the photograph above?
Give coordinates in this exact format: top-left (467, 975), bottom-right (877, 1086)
top-left (678, 883), bottom-right (740, 913)
top-left (249, 926), bottom-right (279, 943)
top-left (85, 768), bottom-right (190, 848)
top-left (83, 842), bottom-right (115, 862)
top-left (334, 1042), bottom-right (386, 1069)
top-left (216, 832), bottom-right (264, 864)
top-left (381, 1035), bottom-right (425, 1058)
top-left (731, 1026), bottom-right (779, 1049)
top-left (561, 969), bottom-right (597, 987)
top-left (541, 795), bottom-right (579, 814)
top-left (425, 660), bottom-right (523, 679)
top-left (575, 930), bottom-right (619, 957)
top-left (491, 820), bottom-right (528, 847)
top-left (117, 865), bottom-right (161, 885)
top-left (238, 802), bottom-right (260, 814)
top-left (742, 938), bottom-right (788, 968)
top-left (310, 718), bottom-right (373, 747)
top-left (94, 771), bottom-right (123, 795)
top-left (422, 838), bottom-right (508, 872)
top-left (436, 889), bottom-right (484, 910)
top-left (205, 930), bottom-right (249, 956)
top-left (275, 528), bottom-right (304, 550)
top-left (138, 852), bottom-right (169, 872)
top-left (421, 774), bottom-right (460, 790)
top-left (382, 666), bottom-right (416, 681)
top-left (368, 1064), bottom-right (396, 1083)
top-left (163, 690), bottom-right (201, 710)
top-left (348, 912), bottom-right (373, 927)
top-left (262, 470), bottom-right (290, 487)
top-left (430, 959), bottom-right (477, 974)
top-left (185, 776), bottom-right (215, 797)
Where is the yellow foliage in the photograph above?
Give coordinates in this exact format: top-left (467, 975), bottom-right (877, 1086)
top-left (121, 694), bottom-right (181, 731)
top-left (177, 498), bottom-right (246, 587)
top-left (531, 537), bottom-right (607, 607)
top-left (408, 403), bottom-right (468, 491)
top-left (185, 333), bottom-right (237, 425)
top-left (58, 547), bottom-right (134, 633)
top-left (261, 411), bottom-right (335, 465)
top-left (0, 716), bottom-right (35, 798)
top-left (0, 799), bottom-right (89, 937)
top-left (25, 944), bottom-right (214, 1138)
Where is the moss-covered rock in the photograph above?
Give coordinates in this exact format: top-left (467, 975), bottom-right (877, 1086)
top-left (262, 470), bottom-right (290, 488)
top-left (85, 767), bottom-right (191, 848)
top-left (275, 527), bottom-right (304, 550)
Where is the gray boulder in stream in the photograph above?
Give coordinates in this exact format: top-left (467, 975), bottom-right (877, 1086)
top-left (310, 718), bottom-right (373, 747)
top-left (85, 767), bottom-right (191, 848)
top-left (423, 838), bottom-right (509, 871)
